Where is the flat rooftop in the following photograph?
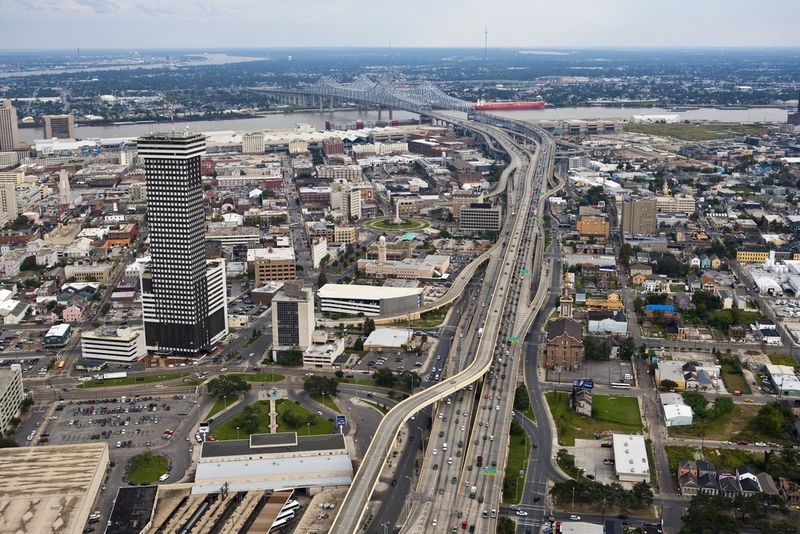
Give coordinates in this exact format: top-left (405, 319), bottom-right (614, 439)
top-left (106, 486), bottom-right (158, 534)
top-left (201, 433), bottom-right (346, 459)
top-left (0, 443), bottom-right (109, 534)
top-left (318, 283), bottom-right (422, 300)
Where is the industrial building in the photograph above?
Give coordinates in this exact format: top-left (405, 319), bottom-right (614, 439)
top-left (660, 392), bottom-right (693, 427)
top-left (81, 326), bottom-right (147, 363)
top-left (193, 433), bottom-right (353, 494)
top-left (0, 363), bottom-right (24, 435)
top-left (765, 364), bottom-right (800, 397)
top-left (612, 433), bottom-right (651, 483)
top-left (318, 283), bottom-right (423, 317)
top-left (0, 443), bottom-right (109, 534)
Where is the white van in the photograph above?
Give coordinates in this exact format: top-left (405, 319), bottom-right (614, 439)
top-left (443, 442), bottom-right (448, 451)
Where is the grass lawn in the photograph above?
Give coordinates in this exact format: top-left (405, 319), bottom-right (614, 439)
top-left (367, 218), bottom-right (427, 231)
top-left (341, 377), bottom-right (376, 387)
top-left (127, 451), bottom-right (169, 485)
top-left (224, 350), bottom-right (240, 362)
top-left (591, 396), bottom-right (642, 426)
top-left (206, 395), bottom-right (239, 419)
top-left (230, 372), bottom-right (286, 383)
top-left (503, 427), bottom-right (531, 503)
top-left (410, 306), bottom-right (449, 328)
top-left (768, 353), bottom-right (797, 367)
top-left (78, 372), bottom-right (190, 388)
top-left (515, 385), bottom-right (535, 422)
top-left (668, 403), bottom-right (760, 441)
top-left (546, 392), bottom-right (642, 446)
top-left (277, 400), bottom-right (335, 435)
top-left (312, 394), bottom-right (342, 413)
top-left (213, 401), bottom-right (271, 440)
top-left (720, 369), bottom-right (751, 394)
top-left (624, 122), bottom-right (768, 141)
top-left (669, 284), bottom-right (686, 293)
top-left (363, 399), bottom-right (389, 415)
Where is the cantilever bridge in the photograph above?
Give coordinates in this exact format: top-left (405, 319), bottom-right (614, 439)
top-left (252, 75), bottom-right (475, 116)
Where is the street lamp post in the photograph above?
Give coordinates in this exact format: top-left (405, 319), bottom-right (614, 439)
top-left (236, 426), bottom-right (240, 440)
top-left (307, 422), bottom-right (311, 435)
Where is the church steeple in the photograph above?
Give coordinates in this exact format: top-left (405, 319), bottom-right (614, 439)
top-left (662, 179), bottom-right (669, 196)
top-left (560, 281), bottom-right (573, 318)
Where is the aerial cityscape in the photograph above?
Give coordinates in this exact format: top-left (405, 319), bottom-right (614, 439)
top-left (1, 3), bottom-right (800, 534)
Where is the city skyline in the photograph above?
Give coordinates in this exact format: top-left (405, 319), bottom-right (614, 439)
top-left (4, 0), bottom-right (800, 49)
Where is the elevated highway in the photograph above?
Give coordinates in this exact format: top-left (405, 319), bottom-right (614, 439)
top-left (330, 115), bottom-right (557, 533)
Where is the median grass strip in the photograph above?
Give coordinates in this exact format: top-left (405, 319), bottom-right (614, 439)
top-left (212, 401), bottom-right (271, 440)
top-left (78, 372), bottom-right (191, 388)
top-left (503, 422), bottom-right (531, 503)
top-left (312, 394), bottom-right (342, 413)
top-left (206, 395), bottom-right (239, 419)
top-left (230, 372), bottom-right (285, 383)
top-left (127, 451), bottom-right (169, 485)
top-left (546, 392), bottom-right (642, 446)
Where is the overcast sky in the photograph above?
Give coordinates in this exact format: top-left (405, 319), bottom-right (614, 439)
top-left (3, 0), bottom-right (800, 50)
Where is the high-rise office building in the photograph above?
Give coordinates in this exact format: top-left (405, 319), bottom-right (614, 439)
top-left (621, 197), bottom-right (657, 236)
top-left (138, 132), bottom-right (228, 354)
top-left (271, 284), bottom-right (315, 361)
top-left (0, 182), bottom-right (18, 226)
top-left (43, 114), bottom-right (76, 139)
top-left (789, 89), bottom-right (800, 126)
top-left (0, 100), bottom-right (19, 152)
top-left (59, 169), bottom-right (71, 205)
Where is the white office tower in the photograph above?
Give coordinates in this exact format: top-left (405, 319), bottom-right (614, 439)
top-left (59, 169), bottom-right (71, 205)
top-left (0, 100), bottom-right (19, 152)
top-left (137, 132), bottom-right (228, 355)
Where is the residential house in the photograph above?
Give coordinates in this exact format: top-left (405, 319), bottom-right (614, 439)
top-left (733, 288), bottom-right (750, 310)
top-left (736, 466), bottom-right (762, 497)
top-left (572, 388), bottom-right (593, 417)
top-left (677, 460), bottom-right (698, 478)
top-left (729, 325), bottom-right (748, 342)
top-left (717, 289), bottom-right (733, 310)
top-left (710, 256), bottom-right (722, 269)
top-left (700, 275), bottom-right (716, 291)
top-left (672, 293), bottom-right (693, 311)
top-left (630, 263), bottom-right (653, 278)
top-left (696, 460), bottom-right (719, 496)
top-left (679, 472), bottom-right (700, 496)
top-left (689, 256), bottom-right (701, 269)
top-left (778, 478), bottom-right (800, 504)
top-left (717, 472), bottom-right (740, 498)
top-left (687, 275), bottom-right (701, 293)
top-left (757, 473), bottom-right (779, 496)
top-left (62, 305), bottom-right (82, 323)
top-left (632, 272), bottom-right (648, 286)
top-left (643, 275), bottom-right (664, 293)
top-left (700, 255), bottom-right (712, 269)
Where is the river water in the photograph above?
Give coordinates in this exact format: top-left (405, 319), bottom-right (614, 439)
top-left (17, 106), bottom-right (789, 143)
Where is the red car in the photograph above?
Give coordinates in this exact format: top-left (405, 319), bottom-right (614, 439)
top-left (736, 440), bottom-right (749, 446)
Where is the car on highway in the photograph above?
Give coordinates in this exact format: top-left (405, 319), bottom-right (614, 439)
top-left (516, 510), bottom-right (528, 517)
top-left (391, 479), bottom-right (397, 486)
top-left (481, 511), bottom-right (488, 518)
top-left (569, 515), bottom-right (581, 520)
top-left (433, 448), bottom-right (438, 455)
top-left (433, 464), bottom-right (439, 470)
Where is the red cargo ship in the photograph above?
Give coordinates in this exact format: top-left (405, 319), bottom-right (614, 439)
top-left (473, 100), bottom-right (546, 111)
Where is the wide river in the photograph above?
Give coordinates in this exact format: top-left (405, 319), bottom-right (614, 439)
top-left (17, 106), bottom-right (789, 143)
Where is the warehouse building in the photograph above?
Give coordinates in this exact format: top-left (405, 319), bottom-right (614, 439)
top-left (612, 434), bottom-right (651, 484)
top-left (318, 283), bottom-right (423, 317)
top-left (44, 323), bottom-right (71, 348)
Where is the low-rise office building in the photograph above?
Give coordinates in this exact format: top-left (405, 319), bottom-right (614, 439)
top-left (0, 363), bottom-right (24, 435)
top-left (248, 247), bottom-right (297, 286)
top-left (64, 262), bottom-right (112, 284)
top-left (81, 326), bottom-right (147, 363)
top-left (459, 203), bottom-right (502, 232)
top-left (44, 323), bottom-right (71, 348)
top-left (318, 283), bottom-right (423, 316)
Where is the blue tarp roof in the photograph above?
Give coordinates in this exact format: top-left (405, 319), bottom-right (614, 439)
top-left (645, 304), bottom-right (675, 312)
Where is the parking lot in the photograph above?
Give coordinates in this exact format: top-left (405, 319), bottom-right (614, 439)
top-left (39, 394), bottom-right (200, 452)
top-left (571, 438), bottom-right (618, 485)
top-left (547, 358), bottom-right (635, 386)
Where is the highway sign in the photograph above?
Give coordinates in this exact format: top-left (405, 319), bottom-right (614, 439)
top-left (483, 468), bottom-right (497, 477)
top-left (508, 335), bottom-right (520, 343)
top-left (335, 415), bottom-right (347, 427)
top-left (520, 268), bottom-right (530, 276)
top-left (573, 378), bottom-right (594, 389)
top-left (519, 469), bottom-right (525, 477)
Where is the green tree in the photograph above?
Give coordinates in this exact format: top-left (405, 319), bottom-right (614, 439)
top-left (373, 368), bottom-right (396, 388)
top-left (584, 336), bottom-right (612, 360)
top-left (619, 243), bottom-right (633, 268)
top-left (619, 337), bottom-right (635, 361)
top-left (317, 272), bottom-right (327, 287)
top-left (682, 390), bottom-right (709, 419)
top-left (353, 337), bottom-right (364, 351)
top-left (0, 438), bottom-right (18, 448)
top-left (20, 256), bottom-right (36, 271)
top-left (659, 379), bottom-right (679, 391)
top-left (363, 318), bottom-right (376, 337)
top-left (679, 493), bottom-right (740, 534)
top-left (207, 375), bottom-right (251, 399)
top-left (513, 385), bottom-right (531, 412)
top-left (303, 375), bottom-right (339, 397)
